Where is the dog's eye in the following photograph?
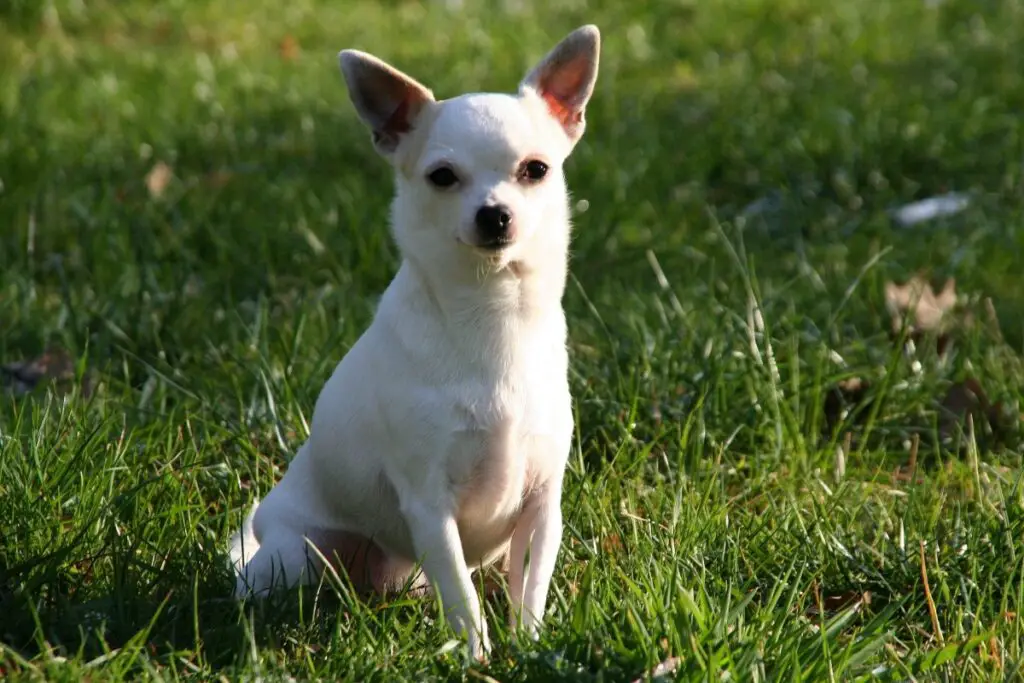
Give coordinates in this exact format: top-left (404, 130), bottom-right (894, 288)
top-left (427, 167), bottom-right (459, 188)
top-left (520, 160), bottom-right (549, 183)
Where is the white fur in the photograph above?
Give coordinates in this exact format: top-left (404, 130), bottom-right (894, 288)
top-left (228, 25), bottom-right (600, 659)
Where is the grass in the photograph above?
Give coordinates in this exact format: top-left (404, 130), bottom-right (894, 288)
top-left (2, 0), bottom-right (1023, 679)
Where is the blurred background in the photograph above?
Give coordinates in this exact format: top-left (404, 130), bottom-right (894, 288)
top-left (2, 0), bottom-right (1022, 364)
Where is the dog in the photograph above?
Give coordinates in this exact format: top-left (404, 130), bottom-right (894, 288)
top-left (229, 24), bottom-right (600, 659)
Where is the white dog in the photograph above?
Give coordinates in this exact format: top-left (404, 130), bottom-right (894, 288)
top-left (229, 25), bottom-right (600, 659)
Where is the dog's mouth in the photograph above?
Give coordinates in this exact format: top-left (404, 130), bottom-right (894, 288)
top-left (458, 236), bottom-right (514, 254)
top-left (476, 236), bottom-right (514, 252)
top-left (455, 237), bottom-right (524, 275)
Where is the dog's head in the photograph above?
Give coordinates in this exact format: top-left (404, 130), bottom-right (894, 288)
top-left (338, 26), bottom-right (600, 273)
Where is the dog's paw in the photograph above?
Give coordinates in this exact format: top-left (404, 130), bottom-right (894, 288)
top-left (468, 627), bottom-right (491, 662)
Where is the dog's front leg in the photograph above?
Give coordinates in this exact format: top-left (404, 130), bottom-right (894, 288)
top-left (404, 500), bottom-right (489, 658)
top-left (508, 483), bottom-right (563, 637)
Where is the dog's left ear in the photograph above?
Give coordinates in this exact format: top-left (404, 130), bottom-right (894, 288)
top-left (520, 25), bottom-right (601, 144)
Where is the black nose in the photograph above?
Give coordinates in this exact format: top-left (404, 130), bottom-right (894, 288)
top-left (474, 204), bottom-right (513, 247)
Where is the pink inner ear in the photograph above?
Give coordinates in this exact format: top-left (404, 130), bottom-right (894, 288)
top-left (541, 91), bottom-right (583, 129)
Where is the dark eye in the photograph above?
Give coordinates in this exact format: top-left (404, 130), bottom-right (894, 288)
top-left (427, 166), bottom-right (459, 188)
top-left (520, 160), bottom-right (549, 183)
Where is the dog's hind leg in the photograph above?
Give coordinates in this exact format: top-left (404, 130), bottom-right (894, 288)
top-left (307, 528), bottom-right (429, 596)
top-left (228, 499), bottom-right (261, 582)
top-left (234, 523), bottom-right (323, 597)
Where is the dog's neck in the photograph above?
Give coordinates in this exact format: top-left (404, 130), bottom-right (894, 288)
top-left (399, 251), bottom-right (567, 329)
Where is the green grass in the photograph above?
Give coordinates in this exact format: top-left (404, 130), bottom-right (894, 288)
top-left (2, 0), bottom-right (1024, 680)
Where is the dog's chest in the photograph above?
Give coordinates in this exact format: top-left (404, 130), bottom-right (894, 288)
top-left (416, 312), bottom-right (571, 563)
top-left (451, 393), bottom-right (528, 503)
top-left (447, 388), bottom-right (547, 562)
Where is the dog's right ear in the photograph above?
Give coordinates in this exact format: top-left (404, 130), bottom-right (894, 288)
top-left (520, 25), bottom-right (600, 145)
top-left (338, 50), bottom-right (435, 155)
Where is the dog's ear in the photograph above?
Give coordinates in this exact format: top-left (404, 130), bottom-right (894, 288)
top-left (520, 25), bottom-right (600, 144)
top-left (339, 50), bottom-right (435, 155)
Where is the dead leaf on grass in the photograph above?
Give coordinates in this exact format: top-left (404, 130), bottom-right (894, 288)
top-left (885, 276), bottom-right (957, 332)
top-left (145, 161), bottom-right (174, 198)
top-left (884, 275), bottom-right (968, 355)
top-left (988, 635), bottom-right (1002, 670)
top-left (805, 590), bottom-right (873, 618)
top-left (1, 347), bottom-right (94, 397)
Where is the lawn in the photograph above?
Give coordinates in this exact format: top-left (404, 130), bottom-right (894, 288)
top-left (2, 0), bottom-right (1023, 680)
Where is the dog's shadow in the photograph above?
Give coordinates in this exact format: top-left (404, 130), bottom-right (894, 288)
top-left (3, 539), bottom-right (589, 677)
top-left (222, 559), bottom-right (517, 664)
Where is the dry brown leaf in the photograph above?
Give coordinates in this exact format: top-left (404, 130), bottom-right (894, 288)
top-left (146, 161), bottom-right (174, 198)
top-left (805, 590), bottom-right (873, 617)
top-left (988, 635), bottom-right (1002, 670)
top-left (1, 347), bottom-right (94, 397)
top-left (279, 35), bottom-right (300, 61)
top-left (885, 276), bottom-right (957, 333)
top-left (884, 275), bottom-right (966, 355)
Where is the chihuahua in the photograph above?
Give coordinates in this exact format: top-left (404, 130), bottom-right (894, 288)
top-left (230, 25), bottom-right (600, 659)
